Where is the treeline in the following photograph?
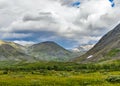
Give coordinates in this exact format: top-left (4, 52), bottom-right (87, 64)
top-left (1, 60), bottom-right (120, 73)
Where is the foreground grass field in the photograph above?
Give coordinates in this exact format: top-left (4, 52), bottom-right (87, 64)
top-left (0, 71), bottom-right (120, 86)
top-left (0, 60), bottom-right (120, 86)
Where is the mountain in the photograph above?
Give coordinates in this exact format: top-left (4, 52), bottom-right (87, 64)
top-left (27, 41), bottom-right (77, 61)
top-left (0, 40), bottom-right (78, 62)
top-left (71, 44), bottom-right (94, 53)
top-left (73, 23), bottom-right (120, 63)
top-left (0, 40), bottom-right (34, 61)
top-left (70, 44), bottom-right (94, 57)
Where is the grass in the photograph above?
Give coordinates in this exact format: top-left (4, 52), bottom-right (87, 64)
top-left (0, 71), bottom-right (120, 86)
top-left (0, 60), bottom-right (120, 86)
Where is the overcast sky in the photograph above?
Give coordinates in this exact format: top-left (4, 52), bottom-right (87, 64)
top-left (0, 0), bottom-right (120, 48)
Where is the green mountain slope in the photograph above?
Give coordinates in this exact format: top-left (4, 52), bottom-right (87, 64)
top-left (0, 40), bottom-right (80, 62)
top-left (73, 23), bottom-right (120, 63)
top-left (27, 41), bottom-right (78, 61)
top-left (0, 40), bottom-right (35, 61)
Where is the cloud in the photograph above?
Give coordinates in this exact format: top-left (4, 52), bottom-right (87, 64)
top-left (23, 12), bottom-right (56, 22)
top-left (0, 0), bottom-right (120, 48)
top-left (0, 32), bottom-right (32, 39)
top-left (13, 40), bottom-right (36, 46)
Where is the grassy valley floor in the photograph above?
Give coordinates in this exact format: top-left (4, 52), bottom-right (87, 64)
top-left (0, 71), bottom-right (120, 85)
top-left (0, 61), bottom-right (120, 85)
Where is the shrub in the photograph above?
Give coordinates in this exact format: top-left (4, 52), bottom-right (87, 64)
top-left (106, 75), bottom-right (120, 83)
top-left (3, 71), bottom-right (8, 74)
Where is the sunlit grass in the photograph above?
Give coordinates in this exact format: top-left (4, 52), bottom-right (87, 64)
top-left (1, 60), bottom-right (120, 86)
top-left (0, 71), bottom-right (120, 86)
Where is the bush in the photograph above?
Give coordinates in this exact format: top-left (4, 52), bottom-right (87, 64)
top-left (3, 71), bottom-right (8, 74)
top-left (106, 75), bottom-right (120, 83)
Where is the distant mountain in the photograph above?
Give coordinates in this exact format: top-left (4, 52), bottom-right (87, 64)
top-left (73, 23), bottom-right (120, 63)
top-left (70, 44), bottom-right (94, 58)
top-left (0, 40), bottom-right (34, 61)
top-left (27, 41), bottom-right (77, 61)
top-left (71, 44), bottom-right (94, 52)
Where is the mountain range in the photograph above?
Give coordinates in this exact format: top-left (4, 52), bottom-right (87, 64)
top-left (0, 40), bottom-right (80, 62)
top-left (73, 23), bottom-right (120, 63)
top-left (1, 23), bottom-right (120, 63)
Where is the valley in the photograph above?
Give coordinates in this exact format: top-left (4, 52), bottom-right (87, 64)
top-left (73, 23), bottom-right (120, 63)
top-left (0, 0), bottom-right (120, 85)
top-left (0, 23), bottom-right (120, 85)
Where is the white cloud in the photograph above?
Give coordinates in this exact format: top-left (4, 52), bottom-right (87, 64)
top-left (13, 40), bottom-right (36, 46)
top-left (0, 32), bottom-right (32, 39)
top-left (0, 0), bottom-right (120, 47)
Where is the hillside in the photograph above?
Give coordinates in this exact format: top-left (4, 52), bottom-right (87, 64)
top-left (27, 41), bottom-right (77, 61)
top-left (0, 40), bottom-right (34, 61)
top-left (0, 40), bottom-right (79, 62)
top-left (73, 23), bottom-right (120, 62)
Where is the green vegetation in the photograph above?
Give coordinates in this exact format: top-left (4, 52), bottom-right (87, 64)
top-left (0, 71), bottom-right (118, 86)
top-left (106, 75), bottom-right (120, 83)
top-left (28, 41), bottom-right (79, 62)
top-left (107, 49), bottom-right (120, 57)
top-left (0, 60), bottom-right (120, 85)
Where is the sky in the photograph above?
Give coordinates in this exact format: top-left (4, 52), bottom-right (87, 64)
top-left (0, 0), bottom-right (120, 49)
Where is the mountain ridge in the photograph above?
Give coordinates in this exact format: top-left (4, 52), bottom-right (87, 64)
top-left (73, 23), bottom-right (120, 63)
top-left (0, 40), bottom-right (79, 62)
top-left (27, 41), bottom-right (78, 61)
top-left (0, 41), bottom-right (35, 62)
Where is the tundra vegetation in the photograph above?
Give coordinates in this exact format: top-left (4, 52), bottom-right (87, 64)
top-left (0, 60), bottom-right (120, 86)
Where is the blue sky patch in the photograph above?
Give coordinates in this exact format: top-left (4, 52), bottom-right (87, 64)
top-left (111, 3), bottom-right (115, 7)
top-left (108, 0), bottom-right (115, 7)
top-left (4, 31), bottom-right (79, 48)
top-left (71, 1), bottom-right (80, 7)
top-left (109, 0), bottom-right (114, 3)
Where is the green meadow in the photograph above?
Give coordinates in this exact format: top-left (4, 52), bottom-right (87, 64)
top-left (0, 60), bottom-right (120, 86)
